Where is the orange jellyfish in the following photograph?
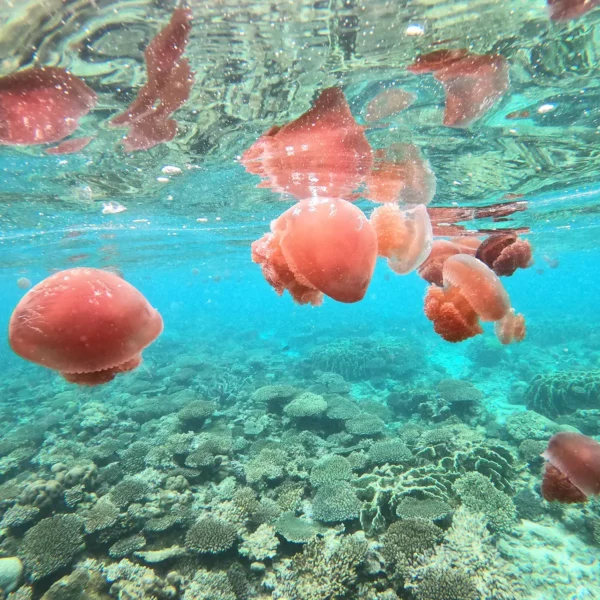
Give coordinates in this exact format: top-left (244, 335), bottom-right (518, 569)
top-left (241, 87), bottom-right (373, 200)
top-left (541, 432), bottom-right (600, 503)
top-left (251, 197), bottom-right (377, 305)
top-left (494, 308), bottom-right (526, 344)
top-left (366, 144), bottom-right (437, 205)
top-left (408, 51), bottom-right (510, 128)
top-left (9, 268), bottom-right (163, 386)
top-left (110, 8), bottom-right (194, 151)
top-left (0, 67), bottom-right (96, 146)
top-left (364, 88), bottom-right (416, 123)
top-left (476, 233), bottom-right (533, 276)
top-left (547, 0), bottom-right (599, 21)
top-left (370, 204), bottom-right (432, 275)
top-left (423, 254), bottom-right (510, 342)
top-left (417, 239), bottom-right (462, 286)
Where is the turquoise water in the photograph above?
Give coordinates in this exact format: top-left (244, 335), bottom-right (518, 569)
top-left (1, 1), bottom-right (600, 598)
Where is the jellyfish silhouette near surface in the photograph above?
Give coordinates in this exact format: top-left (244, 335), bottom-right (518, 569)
top-left (9, 268), bottom-right (163, 386)
top-left (251, 198), bottom-right (377, 305)
top-left (241, 87), bottom-right (373, 200)
top-left (110, 8), bottom-right (194, 151)
top-left (370, 204), bottom-right (433, 275)
top-left (542, 432), bottom-right (600, 503)
top-left (547, 0), bottom-right (600, 21)
top-left (424, 254), bottom-right (511, 342)
top-left (408, 51), bottom-right (510, 128)
top-left (0, 67), bottom-right (96, 146)
top-left (366, 144), bottom-right (436, 205)
top-left (476, 233), bottom-right (533, 276)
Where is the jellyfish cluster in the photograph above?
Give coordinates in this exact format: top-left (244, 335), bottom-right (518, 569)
top-left (242, 83), bottom-right (531, 346)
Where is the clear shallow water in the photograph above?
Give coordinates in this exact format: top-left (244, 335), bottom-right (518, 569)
top-left (1, 1), bottom-right (600, 599)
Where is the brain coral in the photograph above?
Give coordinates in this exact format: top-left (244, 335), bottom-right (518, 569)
top-left (185, 517), bottom-right (237, 554)
top-left (368, 440), bottom-right (413, 465)
top-left (312, 481), bottom-right (362, 522)
top-left (284, 392), bottom-right (327, 418)
top-left (19, 514), bottom-right (84, 580)
top-left (309, 455), bottom-right (353, 488)
top-left (345, 413), bottom-right (385, 436)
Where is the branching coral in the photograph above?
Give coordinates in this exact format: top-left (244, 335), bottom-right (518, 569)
top-left (185, 517), bottom-right (237, 554)
top-left (312, 481), bottom-right (362, 522)
top-left (272, 534), bottom-right (368, 599)
top-left (19, 515), bottom-right (85, 580)
top-left (453, 472), bottom-right (516, 532)
top-left (406, 508), bottom-right (523, 600)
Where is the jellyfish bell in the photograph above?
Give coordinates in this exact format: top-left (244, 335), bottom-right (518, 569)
top-left (366, 144), bottom-right (436, 205)
top-left (0, 67), bottom-right (96, 146)
top-left (434, 54), bottom-right (510, 128)
top-left (423, 254), bottom-right (510, 342)
top-left (541, 432), bottom-right (600, 503)
top-left (417, 239), bottom-right (462, 286)
top-left (370, 203), bottom-right (432, 275)
top-left (494, 308), bottom-right (526, 345)
top-left (547, 0), bottom-right (600, 21)
top-left (476, 233), bottom-right (533, 276)
top-left (8, 268), bottom-right (163, 386)
top-left (364, 88), bottom-right (416, 123)
top-left (16, 277), bottom-right (31, 290)
top-left (252, 197), bottom-right (377, 304)
top-left (241, 87), bottom-right (373, 200)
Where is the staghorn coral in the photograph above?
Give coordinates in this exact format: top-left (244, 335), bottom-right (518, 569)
top-left (19, 514), bottom-right (84, 580)
top-left (271, 534), bottom-right (368, 599)
top-left (312, 481), bottom-right (362, 522)
top-left (526, 371), bottom-right (600, 418)
top-left (185, 517), bottom-right (237, 554)
top-left (310, 455), bottom-right (353, 488)
top-left (453, 472), bottom-right (516, 532)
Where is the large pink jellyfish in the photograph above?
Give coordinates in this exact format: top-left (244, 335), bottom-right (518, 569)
top-left (251, 197), bottom-right (377, 304)
top-left (370, 204), bottom-right (432, 275)
top-left (0, 67), bottom-right (96, 146)
top-left (9, 268), bottom-right (163, 386)
top-left (408, 51), bottom-right (510, 128)
top-left (423, 254), bottom-right (511, 342)
top-left (110, 8), bottom-right (194, 151)
top-left (241, 87), bottom-right (373, 200)
top-left (366, 144), bottom-right (437, 205)
top-left (542, 432), bottom-right (600, 503)
top-left (476, 233), bottom-right (533, 276)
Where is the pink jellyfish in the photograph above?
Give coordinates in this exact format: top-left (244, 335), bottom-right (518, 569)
top-left (423, 254), bottom-right (510, 342)
top-left (0, 67), bottom-right (96, 146)
top-left (370, 204), bottom-right (433, 275)
top-left (9, 268), bottom-right (163, 386)
top-left (476, 233), bottom-right (533, 276)
top-left (251, 197), bottom-right (377, 304)
top-left (241, 87), bottom-right (373, 200)
top-left (542, 432), bottom-right (600, 503)
top-left (110, 8), bottom-right (194, 151)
